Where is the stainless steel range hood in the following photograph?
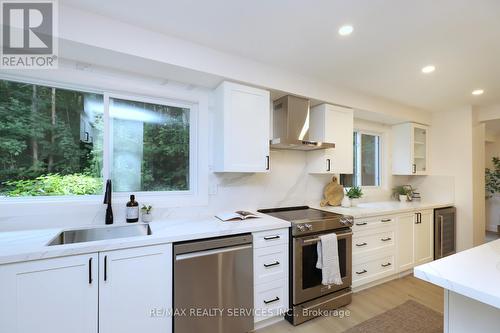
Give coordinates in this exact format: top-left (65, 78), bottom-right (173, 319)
top-left (271, 95), bottom-right (335, 151)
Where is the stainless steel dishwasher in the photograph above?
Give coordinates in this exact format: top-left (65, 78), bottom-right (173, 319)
top-left (173, 234), bottom-right (253, 333)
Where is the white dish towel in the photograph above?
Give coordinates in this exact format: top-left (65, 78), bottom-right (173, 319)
top-left (316, 233), bottom-right (343, 285)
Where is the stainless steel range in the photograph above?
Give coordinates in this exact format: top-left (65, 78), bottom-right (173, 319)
top-left (258, 206), bottom-right (353, 325)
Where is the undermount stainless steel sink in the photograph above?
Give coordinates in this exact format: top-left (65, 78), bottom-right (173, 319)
top-left (47, 224), bottom-right (152, 246)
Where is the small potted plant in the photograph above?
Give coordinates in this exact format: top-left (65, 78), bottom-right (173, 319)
top-left (393, 186), bottom-right (412, 202)
top-left (141, 204), bottom-right (153, 223)
top-left (345, 186), bottom-right (363, 207)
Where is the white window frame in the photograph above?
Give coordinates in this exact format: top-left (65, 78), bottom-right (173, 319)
top-left (352, 129), bottom-right (382, 188)
top-left (0, 74), bottom-right (207, 207)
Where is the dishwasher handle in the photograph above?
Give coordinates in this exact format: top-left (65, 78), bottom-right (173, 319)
top-left (175, 244), bottom-right (252, 261)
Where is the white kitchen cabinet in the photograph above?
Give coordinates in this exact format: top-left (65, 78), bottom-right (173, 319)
top-left (0, 254), bottom-right (99, 333)
top-left (252, 228), bottom-right (289, 326)
top-left (414, 210), bottom-right (434, 265)
top-left (99, 244), bottom-right (172, 333)
top-left (308, 104), bottom-right (354, 174)
top-left (397, 213), bottom-right (415, 271)
top-left (213, 81), bottom-right (271, 172)
top-left (392, 122), bottom-right (429, 175)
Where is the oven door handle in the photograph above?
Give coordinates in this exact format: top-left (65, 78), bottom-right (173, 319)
top-left (301, 232), bottom-right (353, 244)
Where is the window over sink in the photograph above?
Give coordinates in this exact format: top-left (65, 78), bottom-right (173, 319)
top-left (340, 131), bottom-right (381, 187)
top-left (0, 78), bottom-right (194, 197)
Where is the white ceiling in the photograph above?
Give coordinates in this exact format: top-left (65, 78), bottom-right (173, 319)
top-left (63, 0), bottom-right (500, 112)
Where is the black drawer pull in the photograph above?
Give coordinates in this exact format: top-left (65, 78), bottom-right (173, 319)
top-left (264, 261), bottom-right (280, 268)
top-left (381, 237), bottom-right (392, 242)
top-left (355, 222), bottom-right (367, 226)
top-left (356, 242), bottom-right (368, 247)
top-left (88, 258), bottom-right (93, 285)
top-left (104, 255), bottom-right (108, 281)
top-left (381, 262), bottom-right (392, 267)
top-left (356, 269), bottom-right (368, 275)
top-left (264, 235), bottom-right (280, 240)
top-left (263, 296), bottom-right (280, 304)
top-left (381, 219), bottom-right (392, 222)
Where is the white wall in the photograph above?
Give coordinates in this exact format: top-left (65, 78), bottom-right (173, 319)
top-left (485, 134), bottom-right (500, 232)
top-left (423, 106), bottom-right (484, 251)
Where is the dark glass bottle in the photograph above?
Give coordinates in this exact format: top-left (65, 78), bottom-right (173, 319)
top-left (126, 195), bottom-right (139, 223)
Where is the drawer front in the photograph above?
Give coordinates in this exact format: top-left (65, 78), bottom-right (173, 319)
top-left (253, 228), bottom-right (288, 249)
top-left (353, 215), bottom-right (396, 232)
top-left (254, 279), bottom-right (287, 322)
top-left (352, 254), bottom-right (396, 286)
top-left (254, 244), bottom-right (287, 284)
top-left (353, 229), bottom-right (395, 255)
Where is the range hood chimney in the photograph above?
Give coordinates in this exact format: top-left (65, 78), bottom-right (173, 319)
top-left (271, 95), bottom-right (335, 151)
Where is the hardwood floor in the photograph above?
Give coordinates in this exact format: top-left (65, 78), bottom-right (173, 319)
top-left (256, 275), bottom-right (443, 333)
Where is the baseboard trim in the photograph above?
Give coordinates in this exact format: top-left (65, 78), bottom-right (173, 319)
top-left (253, 315), bottom-right (284, 331)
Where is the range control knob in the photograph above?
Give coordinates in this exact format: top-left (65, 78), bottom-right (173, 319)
top-left (340, 216), bottom-right (354, 227)
top-left (297, 224), bottom-right (306, 232)
top-left (304, 223), bottom-right (313, 231)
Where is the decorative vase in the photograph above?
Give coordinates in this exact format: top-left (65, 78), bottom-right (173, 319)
top-left (399, 195), bottom-right (408, 202)
top-left (350, 198), bottom-right (359, 207)
top-left (142, 213), bottom-right (153, 223)
top-left (341, 197), bottom-right (351, 208)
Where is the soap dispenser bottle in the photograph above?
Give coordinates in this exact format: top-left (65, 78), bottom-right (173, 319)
top-left (126, 195), bottom-right (139, 223)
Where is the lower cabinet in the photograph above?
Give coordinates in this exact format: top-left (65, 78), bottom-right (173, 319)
top-left (0, 254), bottom-right (99, 333)
top-left (99, 244), bottom-right (173, 333)
top-left (252, 228), bottom-right (289, 325)
top-left (414, 210), bottom-right (434, 265)
top-left (353, 209), bottom-right (435, 289)
top-left (397, 213), bottom-right (415, 271)
top-left (0, 244), bottom-right (172, 333)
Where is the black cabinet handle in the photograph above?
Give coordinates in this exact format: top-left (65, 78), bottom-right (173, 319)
top-left (264, 235), bottom-right (280, 240)
top-left (381, 219), bottom-right (392, 222)
top-left (326, 158), bottom-right (331, 172)
top-left (356, 269), bottom-right (368, 275)
top-left (263, 296), bottom-right (280, 304)
top-left (266, 155), bottom-right (270, 170)
top-left (88, 258), bottom-right (93, 284)
top-left (381, 237), bottom-right (392, 242)
top-left (104, 255), bottom-right (108, 281)
top-left (264, 261), bottom-right (280, 268)
top-left (412, 164), bottom-right (417, 174)
top-left (356, 242), bottom-right (368, 247)
top-left (381, 262), bottom-right (392, 267)
top-left (355, 222), bottom-right (367, 226)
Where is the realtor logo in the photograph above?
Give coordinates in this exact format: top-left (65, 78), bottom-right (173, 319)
top-left (1, 0), bottom-right (58, 68)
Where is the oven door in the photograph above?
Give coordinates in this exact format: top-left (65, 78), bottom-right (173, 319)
top-left (293, 229), bottom-right (352, 305)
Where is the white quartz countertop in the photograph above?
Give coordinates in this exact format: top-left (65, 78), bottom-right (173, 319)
top-left (314, 201), bottom-right (454, 218)
top-left (414, 239), bottom-right (500, 309)
top-left (0, 213), bottom-right (290, 265)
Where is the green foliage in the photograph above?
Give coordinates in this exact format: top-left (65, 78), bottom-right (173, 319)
top-left (345, 186), bottom-right (363, 199)
top-left (486, 157), bottom-right (500, 198)
top-left (393, 185), bottom-right (412, 196)
top-left (141, 204), bottom-right (153, 214)
top-left (3, 173), bottom-right (102, 196)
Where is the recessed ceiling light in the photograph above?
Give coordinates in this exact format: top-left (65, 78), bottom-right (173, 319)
top-left (338, 25), bottom-right (354, 36)
top-left (472, 89), bottom-right (484, 96)
top-left (421, 65), bottom-right (436, 74)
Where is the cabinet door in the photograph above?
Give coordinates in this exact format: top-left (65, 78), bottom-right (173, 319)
top-left (412, 124), bottom-right (428, 175)
top-left (215, 81), bottom-right (270, 172)
top-left (307, 149), bottom-right (335, 174)
top-left (0, 254), bottom-right (98, 333)
top-left (99, 244), bottom-right (172, 333)
top-left (415, 210), bottom-right (434, 264)
top-left (397, 213), bottom-right (415, 271)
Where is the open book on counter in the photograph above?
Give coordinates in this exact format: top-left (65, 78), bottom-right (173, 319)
top-left (215, 211), bottom-right (259, 222)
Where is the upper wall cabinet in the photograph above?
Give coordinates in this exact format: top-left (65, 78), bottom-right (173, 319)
top-left (213, 81), bottom-right (271, 173)
top-left (392, 122), bottom-right (429, 175)
top-left (308, 104), bottom-right (354, 174)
